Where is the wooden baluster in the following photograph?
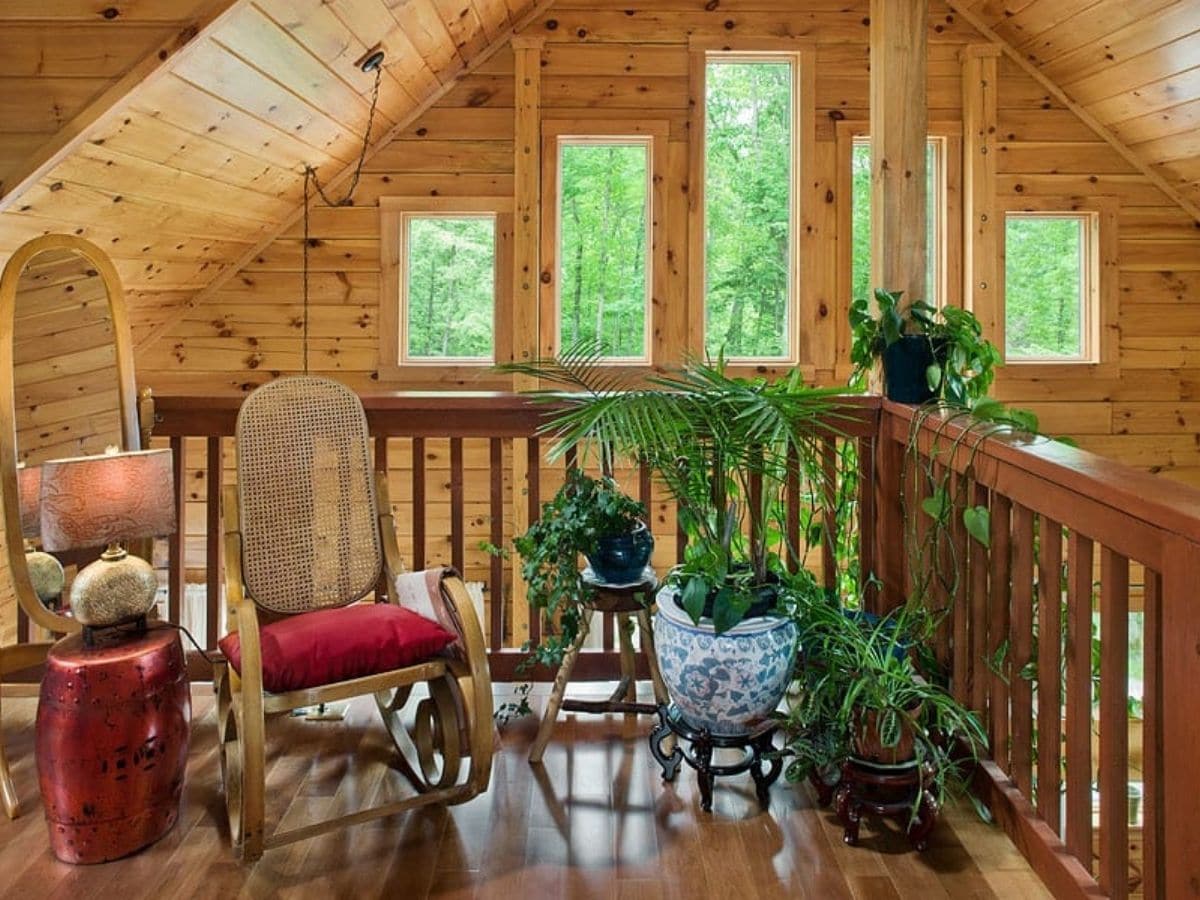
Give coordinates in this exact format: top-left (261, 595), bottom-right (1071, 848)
top-left (489, 438), bottom-right (504, 651)
top-left (1010, 503), bottom-right (1035, 798)
top-left (1036, 515), bottom-right (1063, 834)
top-left (821, 438), bottom-right (837, 594)
top-left (527, 437), bottom-right (541, 647)
top-left (412, 437), bottom-right (426, 570)
top-left (1065, 531), bottom-right (1094, 872)
top-left (950, 470), bottom-right (969, 704)
top-left (564, 443), bottom-right (577, 473)
top-left (786, 445), bottom-right (800, 575)
top-left (16, 606), bottom-right (28, 644)
top-left (969, 481), bottom-right (989, 717)
top-left (205, 436), bottom-right (223, 650)
top-left (168, 435), bottom-right (186, 626)
top-left (1142, 567), bottom-right (1163, 900)
top-left (450, 438), bottom-right (465, 575)
top-left (749, 467), bottom-right (763, 571)
top-left (374, 436), bottom-right (390, 603)
top-left (857, 436), bottom-right (876, 605)
top-left (1098, 548), bottom-right (1129, 899)
top-left (873, 432), bottom-right (905, 614)
top-left (931, 459), bottom-right (952, 672)
top-left (988, 494), bottom-right (1012, 772)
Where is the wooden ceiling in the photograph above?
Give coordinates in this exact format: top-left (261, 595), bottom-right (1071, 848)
top-left (957, 0), bottom-right (1200, 218)
top-left (0, 0), bottom-right (544, 344)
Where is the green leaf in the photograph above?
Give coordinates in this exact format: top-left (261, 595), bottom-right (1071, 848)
top-left (963, 506), bottom-right (991, 548)
top-left (921, 487), bottom-right (950, 523)
top-left (712, 585), bottom-right (751, 635)
top-left (970, 398), bottom-right (1005, 421)
top-left (925, 363), bottom-right (942, 392)
top-left (681, 575), bottom-right (708, 625)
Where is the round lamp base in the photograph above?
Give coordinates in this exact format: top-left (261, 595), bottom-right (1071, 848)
top-left (70, 553), bottom-right (157, 627)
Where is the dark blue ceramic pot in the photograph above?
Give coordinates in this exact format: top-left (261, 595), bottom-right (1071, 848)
top-left (586, 522), bottom-right (654, 585)
top-left (882, 334), bottom-right (938, 403)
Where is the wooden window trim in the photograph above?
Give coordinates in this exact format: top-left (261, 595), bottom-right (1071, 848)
top-left (689, 47), bottom-right (813, 372)
top-left (994, 196), bottom-right (1119, 379)
top-left (833, 120), bottom-right (963, 380)
top-left (379, 196), bottom-right (514, 387)
top-left (539, 119), bottom-right (669, 370)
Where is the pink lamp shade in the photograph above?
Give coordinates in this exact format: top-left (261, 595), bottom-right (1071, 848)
top-left (17, 464), bottom-right (41, 539)
top-left (38, 449), bottom-right (176, 553)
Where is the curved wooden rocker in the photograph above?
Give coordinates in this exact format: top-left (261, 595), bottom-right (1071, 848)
top-left (214, 376), bottom-right (493, 862)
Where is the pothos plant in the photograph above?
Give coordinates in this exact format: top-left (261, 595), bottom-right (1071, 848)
top-left (850, 288), bottom-right (1002, 406)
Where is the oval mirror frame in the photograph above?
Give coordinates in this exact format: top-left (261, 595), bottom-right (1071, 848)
top-left (0, 234), bottom-right (141, 635)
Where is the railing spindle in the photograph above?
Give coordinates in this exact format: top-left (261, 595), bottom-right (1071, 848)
top-left (1065, 530), bottom-right (1095, 871)
top-left (1036, 515), bottom-right (1064, 834)
top-left (205, 436), bottom-right (223, 650)
top-left (1099, 547), bottom-right (1130, 899)
top-left (950, 469), bottom-right (969, 705)
top-left (1142, 567), bottom-right (1164, 899)
top-left (411, 437), bottom-right (426, 570)
top-left (489, 438), bottom-right (504, 651)
top-left (988, 494), bottom-right (1012, 771)
top-left (527, 437), bottom-right (541, 647)
top-left (786, 444), bottom-right (800, 574)
top-left (1010, 503), bottom-right (1035, 798)
top-left (969, 481), bottom-right (989, 716)
top-left (168, 435), bottom-right (185, 625)
top-left (857, 436), bottom-right (876, 602)
top-left (450, 438), bottom-right (464, 575)
top-left (821, 438), bottom-right (837, 594)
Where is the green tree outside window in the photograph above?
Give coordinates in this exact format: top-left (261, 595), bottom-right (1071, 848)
top-left (405, 216), bottom-right (496, 360)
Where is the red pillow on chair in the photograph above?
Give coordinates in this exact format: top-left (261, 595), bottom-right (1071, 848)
top-left (218, 603), bottom-right (458, 694)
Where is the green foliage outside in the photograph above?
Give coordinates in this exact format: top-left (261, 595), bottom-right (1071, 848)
top-left (558, 143), bottom-right (648, 357)
top-left (406, 216), bottom-right (495, 359)
top-left (1004, 216), bottom-right (1084, 359)
top-left (850, 139), bottom-right (939, 310)
top-left (704, 61), bottom-right (792, 359)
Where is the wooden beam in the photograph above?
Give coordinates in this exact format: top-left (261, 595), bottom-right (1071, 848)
top-left (134, 0), bottom-right (557, 356)
top-left (948, 3), bottom-right (1200, 225)
top-left (0, 0), bottom-right (247, 209)
top-left (961, 45), bottom-right (1001, 340)
top-left (869, 0), bottom-right (929, 303)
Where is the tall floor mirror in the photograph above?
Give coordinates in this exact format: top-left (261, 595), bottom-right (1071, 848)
top-left (0, 234), bottom-right (146, 818)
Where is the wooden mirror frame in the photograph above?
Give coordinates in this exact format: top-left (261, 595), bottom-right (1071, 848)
top-left (0, 234), bottom-right (142, 636)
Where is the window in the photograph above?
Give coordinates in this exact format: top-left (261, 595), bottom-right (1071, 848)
top-left (557, 139), bottom-right (651, 360)
top-left (850, 136), bottom-right (945, 308)
top-left (703, 56), bottom-right (797, 361)
top-left (379, 197), bottom-right (512, 381)
top-left (1003, 213), bottom-right (1095, 362)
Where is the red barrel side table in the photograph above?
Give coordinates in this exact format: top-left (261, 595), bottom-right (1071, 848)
top-left (36, 623), bottom-right (191, 864)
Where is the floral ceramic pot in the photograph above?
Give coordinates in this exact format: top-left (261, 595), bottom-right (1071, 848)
top-left (654, 584), bottom-right (798, 737)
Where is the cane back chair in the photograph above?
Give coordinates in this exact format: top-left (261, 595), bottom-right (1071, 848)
top-left (215, 376), bottom-right (493, 861)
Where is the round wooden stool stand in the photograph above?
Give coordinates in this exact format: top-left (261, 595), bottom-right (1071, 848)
top-left (649, 704), bottom-right (784, 812)
top-left (36, 623), bottom-right (191, 864)
top-left (832, 757), bottom-right (939, 851)
top-left (529, 572), bottom-right (668, 763)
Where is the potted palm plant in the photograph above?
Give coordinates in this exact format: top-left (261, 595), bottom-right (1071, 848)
top-left (503, 344), bottom-right (847, 737)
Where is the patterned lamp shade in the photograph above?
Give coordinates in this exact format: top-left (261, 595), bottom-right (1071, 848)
top-left (17, 464), bottom-right (41, 539)
top-left (39, 449), bottom-right (176, 553)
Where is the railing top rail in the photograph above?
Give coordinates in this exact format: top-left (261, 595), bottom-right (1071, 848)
top-left (884, 399), bottom-right (1200, 552)
top-left (150, 390), bottom-right (883, 440)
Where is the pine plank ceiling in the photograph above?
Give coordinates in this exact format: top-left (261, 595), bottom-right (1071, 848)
top-left (0, 0), bottom-right (544, 342)
top-left (960, 0), bottom-right (1200, 217)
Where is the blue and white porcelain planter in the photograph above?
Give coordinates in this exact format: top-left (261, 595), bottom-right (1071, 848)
top-left (654, 584), bottom-right (799, 738)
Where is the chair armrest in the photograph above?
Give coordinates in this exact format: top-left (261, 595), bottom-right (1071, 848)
top-left (374, 471), bottom-right (407, 586)
top-left (222, 484), bottom-right (263, 698)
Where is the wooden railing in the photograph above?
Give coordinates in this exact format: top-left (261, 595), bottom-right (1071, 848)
top-left (143, 391), bottom-right (879, 682)
top-left (17, 389), bottom-right (1200, 896)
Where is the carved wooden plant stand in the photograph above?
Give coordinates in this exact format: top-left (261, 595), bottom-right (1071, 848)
top-left (649, 704), bottom-right (784, 811)
top-left (832, 757), bottom-right (940, 851)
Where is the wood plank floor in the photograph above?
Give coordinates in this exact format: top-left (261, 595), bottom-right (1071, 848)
top-left (0, 685), bottom-right (1052, 899)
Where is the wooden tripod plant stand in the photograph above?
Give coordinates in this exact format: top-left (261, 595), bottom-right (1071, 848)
top-left (529, 572), bottom-right (669, 763)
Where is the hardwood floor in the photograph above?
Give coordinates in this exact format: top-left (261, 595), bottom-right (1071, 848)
top-left (0, 685), bottom-right (1052, 899)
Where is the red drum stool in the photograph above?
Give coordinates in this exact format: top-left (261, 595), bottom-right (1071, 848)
top-left (36, 624), bottom-right (190, 864)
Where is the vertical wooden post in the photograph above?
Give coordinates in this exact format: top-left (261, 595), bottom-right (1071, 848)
top-left (168, 435), bottom-right (186, 625)
top-left (510, 35), bottom-right (544, 651)
top-left (1160, 536), bottom-right (1200, 897)
top-left (870, 0), bottom-right (929, 303)
top-left (961, 45), bottom-right (1001, 331)
top-left (205, 436), bottom-right (223, 650)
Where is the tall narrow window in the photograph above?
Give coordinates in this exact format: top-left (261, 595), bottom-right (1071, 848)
top-left (557, 138), bottom-right (651, 360)
top-left (1004, 212), bottom-right (1094, 362)
top-left (403, 214), bottom-right (496, 362)
top-left (851, 137), bottom-right (944, 308)
top-left (704, 57), bottom-right (795, 360)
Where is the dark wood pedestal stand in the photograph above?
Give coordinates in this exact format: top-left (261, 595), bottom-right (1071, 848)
top-left (827, 757), bottom-right (940, 851)
top-left (649, 704), bottom-right (784, 812)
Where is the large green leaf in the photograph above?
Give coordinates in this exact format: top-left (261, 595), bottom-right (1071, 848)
top-left (963, 505), bottom-right (991, 548)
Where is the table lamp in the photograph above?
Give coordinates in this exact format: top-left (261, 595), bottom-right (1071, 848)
top-left (17, 463), bottom-right (65, 606)
top-left (38, 448), bottom-right (175, 628)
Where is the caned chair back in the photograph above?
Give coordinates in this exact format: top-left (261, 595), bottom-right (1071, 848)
top-left (235, 376), bottom-right (382, 614)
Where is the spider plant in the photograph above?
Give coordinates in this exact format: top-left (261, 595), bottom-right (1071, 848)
top-left (501, 342), bottom-right (852, 633)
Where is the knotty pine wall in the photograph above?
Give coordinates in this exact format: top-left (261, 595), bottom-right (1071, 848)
top-left (133, 1), bottom-right (1200, 590)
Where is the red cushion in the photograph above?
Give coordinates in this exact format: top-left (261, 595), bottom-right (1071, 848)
top-left (218, 603), bottom-right (457, 694)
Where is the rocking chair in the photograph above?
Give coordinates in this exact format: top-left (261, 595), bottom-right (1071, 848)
top-left (214, 376), bottom-right (494, 861)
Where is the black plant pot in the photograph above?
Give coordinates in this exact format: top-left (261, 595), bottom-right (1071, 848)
top-left (674, 568), bottom-right (781, 621)
top-left (586, 522), bottom-right (654, 585)
top-left (882, 334), bottom-right (938, 404)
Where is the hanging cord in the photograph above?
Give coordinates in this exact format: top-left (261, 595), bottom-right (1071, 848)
top-left (300, 62), bottom-right (384, 374)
